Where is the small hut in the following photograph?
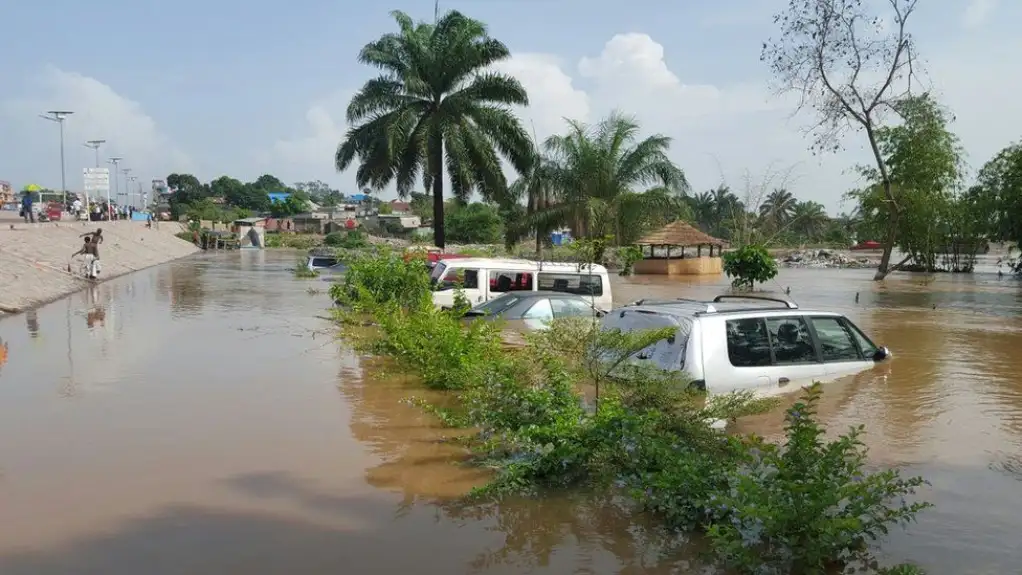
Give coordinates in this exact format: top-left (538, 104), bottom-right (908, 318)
top-left (634, 221), bottom-right (727, 276)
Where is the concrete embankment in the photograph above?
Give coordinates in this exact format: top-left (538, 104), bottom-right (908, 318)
top-left (0, 220), bottom-right (199, 313)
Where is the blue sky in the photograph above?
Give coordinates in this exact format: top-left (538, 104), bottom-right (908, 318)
top-left (2, 0), bottom-right (1018, 213)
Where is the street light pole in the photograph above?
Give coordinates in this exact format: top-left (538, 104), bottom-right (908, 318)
top-left (39, 110), bottom-right (74, 206)
top-left (107, 157), bottom-right (122, 209)
top-left (84, 139), bottom-right (105, 168)
top-left (121, 168), bottom-right (132, 205)
top-left (126, 176), bottom-right (138, 209)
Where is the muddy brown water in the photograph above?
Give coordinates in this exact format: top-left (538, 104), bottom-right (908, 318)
top-left (1, 250), bottom-right (1021, 574)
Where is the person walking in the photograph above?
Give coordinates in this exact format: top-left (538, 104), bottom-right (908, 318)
top-left (71, 236), bottom-right (101, 280)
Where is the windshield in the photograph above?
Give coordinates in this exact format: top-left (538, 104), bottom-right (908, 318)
top-left (469, 294), bottom-right (521, 316)
top-left (429, 262), bottom-right (447, 287)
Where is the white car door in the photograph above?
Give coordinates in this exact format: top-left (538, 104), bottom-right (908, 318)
top-left (808, 315), bottom-right (876, 379)
top-left (761, 315), bottom-right (827, 392)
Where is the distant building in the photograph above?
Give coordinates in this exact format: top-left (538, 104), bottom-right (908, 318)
top-left (389, 201), bottom-right (411, 214)
top-left (0, 180), bottom-right (13, 204)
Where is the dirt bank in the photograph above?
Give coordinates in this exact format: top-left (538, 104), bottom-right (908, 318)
top-left (0, 220), bottom-right (199, 313)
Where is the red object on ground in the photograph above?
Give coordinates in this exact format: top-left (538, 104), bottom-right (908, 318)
top-left (851, 240), bottom-right (882, 250)
top-left (344, 219), bottom-right (356, 229)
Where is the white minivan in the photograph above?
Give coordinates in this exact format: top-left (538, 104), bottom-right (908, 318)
top-left (429, 258), bottom-right (613, 312)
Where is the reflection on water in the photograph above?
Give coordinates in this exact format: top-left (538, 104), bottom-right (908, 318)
top-left (1, 257), bottom-right (1021, 574)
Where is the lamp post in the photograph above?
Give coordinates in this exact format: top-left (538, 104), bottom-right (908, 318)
top-left (126, 176), bottom-right (138, 209)
top-left (107, 157), bottom-right (122, 209)
top-left (121, 168), bottom-right (132, 206)
top-left (39, 110), bottom-right (74, 206)
top-left (83, 139), bottom-right (105, 168)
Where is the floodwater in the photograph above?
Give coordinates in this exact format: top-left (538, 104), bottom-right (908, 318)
top-left (1, 251), bottom-right (1020, 574)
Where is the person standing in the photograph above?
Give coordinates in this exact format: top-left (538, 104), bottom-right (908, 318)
top-left (20, 191), bottom-right (35, 223)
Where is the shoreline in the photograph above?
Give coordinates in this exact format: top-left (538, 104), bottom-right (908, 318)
top-left (0, 221), bottom-right (200, 315)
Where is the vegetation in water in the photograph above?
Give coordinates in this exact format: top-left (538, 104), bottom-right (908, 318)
top-left (293, 258), bottom-right (319, 279)
top-left (324, 230), bottom-right (369, 249)
top-left (722, 244), bottom-right (778, 290)
top-left (334, 252), bottom-right (932, 574)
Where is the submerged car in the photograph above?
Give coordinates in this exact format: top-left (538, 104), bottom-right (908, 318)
top-left (463, 291), bottom-right (604, 338)
top-left (600, 294), bottom-right (890, 397)
top-left (306, 249), bottom-right (344, 273)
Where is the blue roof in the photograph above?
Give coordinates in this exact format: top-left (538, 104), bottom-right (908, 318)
top-left (267, 192), bottom-right (291, 202)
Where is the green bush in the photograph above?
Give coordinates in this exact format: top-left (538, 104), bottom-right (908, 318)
top-left (722, 244), bottom-right (779, 289)
top-left (330, 249), bottom-right (431, 312)
top-left (335, 252), bottom-right (932, 574)
top-left (705, 385), bottom-right (933, 573)
top-left (324, 230), bottom-right (368, 249)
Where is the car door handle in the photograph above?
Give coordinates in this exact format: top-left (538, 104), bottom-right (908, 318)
top-left (778, 377), bottom-right (790, 386)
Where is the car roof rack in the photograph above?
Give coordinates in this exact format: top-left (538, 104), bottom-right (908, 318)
top-left (623, 295), bottom-right (798, 315)
top-left (711, 294), bottom-right (798, 309)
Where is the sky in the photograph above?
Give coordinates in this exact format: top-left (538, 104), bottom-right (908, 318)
top-left (1, 0), bottom-right (1019, 214)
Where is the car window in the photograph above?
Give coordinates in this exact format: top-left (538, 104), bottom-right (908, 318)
top-left (436, 268), bottom-right (479, 291)
top-left (522, 298), bottom-right (554, 321)
top-left (488, 270), bottom-right (533, 293)
top-left (844, 319), bottom-right (878, 357)
top-left (726, 318), bottom-right (772, 367)
top-left (550, 298), bottom-right (594, 318)
top-left (810, 316), bottom-right (863, 362)
top-left (765, 316), bottom-right (817, 364)
top-left (311, 257), bottom-right (337, 267)
top-left (472, 294), bottom-right (521, 316)
top-left (537, 273), bottom-right (603, 296)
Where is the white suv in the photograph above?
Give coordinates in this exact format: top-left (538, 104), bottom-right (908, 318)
top-left (600, 295), bottom-right (890, 397)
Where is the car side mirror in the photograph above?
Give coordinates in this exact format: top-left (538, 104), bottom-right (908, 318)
top-left (872, 346), bottom-right (890, 361)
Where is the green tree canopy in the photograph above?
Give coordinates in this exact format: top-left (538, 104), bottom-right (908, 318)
top-left (535, 112), bottom-right (689, 245)
top-left (335, 9), bottom-right (533, 249)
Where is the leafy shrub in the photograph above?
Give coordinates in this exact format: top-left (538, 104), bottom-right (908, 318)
top-left (722, 244), bottom-right (778, 289)
top-left (324, 230), bottom-right (368, 249)
top-left (615, 245), bottom-right (644, 275)
top-left (330, 249), bottom-right (431, 312)
top-left (704, 384), bottom-right (933, 574)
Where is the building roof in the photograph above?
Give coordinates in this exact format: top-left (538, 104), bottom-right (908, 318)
top-left (234, 217), bottom-right (266, 224)
top-left (636, 220), bottom-right (726, 247)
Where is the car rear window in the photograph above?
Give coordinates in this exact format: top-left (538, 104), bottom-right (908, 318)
top-left (600, 310), bottom-right (691, 370)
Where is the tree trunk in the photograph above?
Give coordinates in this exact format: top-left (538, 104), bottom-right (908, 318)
top-left (864, 122), bottom-right (899, 282)
top-left (430, 134), bottom-right (445, 249)
top-left (873, 184), bottom-right (899, 280)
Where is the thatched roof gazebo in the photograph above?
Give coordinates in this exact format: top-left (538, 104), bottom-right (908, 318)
top-left (633, 221), bottom-right (728, 276)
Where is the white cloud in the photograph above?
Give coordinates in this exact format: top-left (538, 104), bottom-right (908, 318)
top-left (271, 30), bottom-right (1017, 214)
top-left (0, 67), bottom-right (192, 196)
top-left (264, 89), bottom-right (353, 185)
top-left (963, 0), bottom-right (997, 29)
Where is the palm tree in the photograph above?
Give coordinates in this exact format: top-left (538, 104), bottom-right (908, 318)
top-left (790, 200), bottom-right (829, 240)
top-left (539, 111), bottom-right (688, 245)
top-left (335, 10), bottom-right (533, 248)
top-left (686, 191), bottom-right (716, 232)
top-left (501, 134), bottom-right (557, 256)
top-left (759, 188), bottom-right (797, 232)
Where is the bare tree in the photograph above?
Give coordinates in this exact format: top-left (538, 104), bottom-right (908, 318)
top-left (762, 0), bottom-right (920, 280)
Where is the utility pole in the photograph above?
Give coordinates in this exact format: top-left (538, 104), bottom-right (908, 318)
top-left (84, 139), bottom-right (105, 168)
top-left (434, 0), bottom-right (439, 22)
top-left (39, 110), bottom-right (74, 206)
top-left (107, 157), bottom-right (122, 209)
